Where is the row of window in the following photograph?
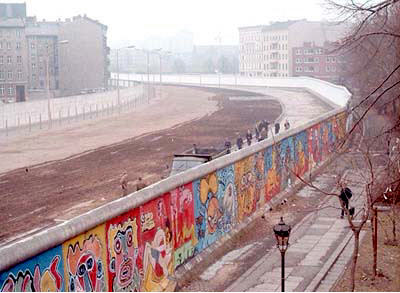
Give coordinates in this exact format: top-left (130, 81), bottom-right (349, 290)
top-left (0, 41), bottom-right (22, 50)
top-left (0, 70), bottom-right (23, 80)
top-left (0, 55), bottom-right (23, 64)
top-left (0, 29), bottom-right (22, 38)
top-left (295, 65), bottom-right (337, 73)
top-left (241, 53), bottom-right (289, 61)
top-left (295, 48), bottom-right (325, 55)
top-left (241, 62), bottom-right (289, 71)
top-left (240, 34), bottom-right (288, 43)
top-left (0, 86), bottom-right (15, 96)
top-left (295, 56), bottom-right (337, 63)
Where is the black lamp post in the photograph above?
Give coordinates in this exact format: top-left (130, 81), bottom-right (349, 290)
top-left (273, 217), bottom-right (291, 292)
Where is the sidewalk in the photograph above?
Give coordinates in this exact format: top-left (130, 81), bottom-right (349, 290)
top-left (226, 166), bottom-right (367, 292)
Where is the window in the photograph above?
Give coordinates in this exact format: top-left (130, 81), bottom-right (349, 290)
top-left (16, 30), bottom-right (21, 37)
top-left (17, 56), bottom-right (22, 64)
top-left (0, 42), bottom-right (2, 49)
top-left (32, 73), bottom-right (36, 81)
top-left (295, 67), bottom-right (303, 72)
top-left (0, 70), bottom-right (4, 80)
top-left (16, 42), bottom-right (21, 50)
top-left (17, 70), bottom-right (22, 80)
top-left (0, 56), bottom-right (3, 64)
top-left (296, 58), bottom-right (301, 64)
top-left (326, 57), bottom-right (331, 63)
top-left (331, 57), bottom-right (336, 63)
top-left (6, 42), bottom-right (11, 50)
top-left (8, 86), bottom-right (13, 96)
top-left (7, 56), bottom-right (11, 64)
top-left (326, 66), bottom-right (330, 72)
top-left (331, 66), bottom-right (336, 72)
top-left (7, 70), bottom-right (12, 79)
top-left (32, 63), bottom-right (36, 70)
top-left (0, 85), bottom-right (4, 96)
top-left (31, 43), bottom-right (35, 49)
top-left (296, 49), bottom-right (302, 55)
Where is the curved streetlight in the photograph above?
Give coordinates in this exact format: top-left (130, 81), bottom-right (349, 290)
top-left (273, 217), bottom-right (291, 292)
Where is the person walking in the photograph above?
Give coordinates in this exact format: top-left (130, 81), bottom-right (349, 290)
top-left (255, 126), bottom-right (260, 142)
top-left (236, 135), bottom-right (243, 150)
top-left (275, 122), bottom-right (280, 134)
top-left (225, 139), bottom-right (232, 154)
top-left (136, 177), bottom-right (147, 191)
top-left (284, 119), bottom-right (291, 130)
top-left (246, 130), bottom-right (252, 146)
top-left (120, 171), bottom-right (129, 197)
top-left (339, 182), bottom-right (353, 218)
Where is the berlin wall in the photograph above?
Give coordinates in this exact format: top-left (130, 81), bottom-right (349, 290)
top-left (0, 78), bottom-right (351, 292)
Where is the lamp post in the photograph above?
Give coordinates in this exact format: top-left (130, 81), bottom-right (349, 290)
top-left (273, 217), bottom-right (291, 292)
top-left (116, 45), bottom-right (135, 108)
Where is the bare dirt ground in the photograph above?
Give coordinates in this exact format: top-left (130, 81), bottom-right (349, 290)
top-left (0, 85), bottom-right (282, 245)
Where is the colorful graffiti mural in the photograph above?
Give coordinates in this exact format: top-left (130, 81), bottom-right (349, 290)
top-left (0, 111), bottom-right (348, 292)
top-left (235, 157), bottom-right (257, 222)
top-left (0, 247), bottom-right (64, 292)
top-left (170, 184), bottom-right (197, 268)
top-left (106, 209), bottom-right (141, 291)
top-left (62, 225), bottom-right (107, 292)
top-left (264, 146), bottom-right (281, 202)
top-left (139, 194), bottom-right (174, 292)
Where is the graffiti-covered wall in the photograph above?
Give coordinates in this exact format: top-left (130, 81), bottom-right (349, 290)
top-left (0, 110), bottom-right (347, 292)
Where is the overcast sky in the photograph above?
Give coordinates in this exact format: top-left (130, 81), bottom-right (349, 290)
top-left (16, 0), bottom-right (331, 47)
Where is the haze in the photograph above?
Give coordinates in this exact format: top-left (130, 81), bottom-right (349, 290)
top-left (11, 0), bottom-right (326, 47)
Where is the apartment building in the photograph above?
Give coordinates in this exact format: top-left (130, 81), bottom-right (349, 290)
top-left (238, 19), bottom-right (347, 77)
top-left (0, 18), bottom-right (29, 102)
top-left (292, 41), bottom-right (345, 83)
top-left (0, 3), bottom-right (110, 102)
top-left (59, 15), bottom-right (110, 96)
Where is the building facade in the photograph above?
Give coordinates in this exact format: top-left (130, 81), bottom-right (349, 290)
top-left (0, 18), bottom-right (29, 102)
top-left (292, 42), bottom-right (345, 83)
top-left (238, 20), bottom-right (347, 77)
top-left (0, 3), bottom-right (109, 102)
top-left (59, 15), bottom-right (109, 96)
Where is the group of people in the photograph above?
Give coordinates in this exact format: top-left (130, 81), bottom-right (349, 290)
top-left (229, 118), bottom-right (291, 151)
top-left (120, 172), bottom-right (147, 197)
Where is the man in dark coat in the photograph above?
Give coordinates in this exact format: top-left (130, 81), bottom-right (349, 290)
top-left (236, 135), bottom-right (243, 150)
top-left (246, 130), bottom-right (252, 146)
top-left (339, 183), bottom-right (353, 218)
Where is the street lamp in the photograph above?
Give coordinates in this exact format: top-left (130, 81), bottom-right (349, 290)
top-left (116, 45), bottom-right (135, 108)
top-left (273, 217), bottom-right (291, 292)
top-left (153, 49), bottom-right (171, 99)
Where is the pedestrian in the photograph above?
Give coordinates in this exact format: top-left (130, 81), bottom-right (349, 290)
top-left (339, 182), bottom-right (353, 218)
top-left (225, 139), bottom-right (232, 154)
top-left (236, 135), bottom-right (243, 150)
top-left (246, 130), bottom-right (252, 146)
top-left (255, 126), bottom-right (260, 142)
top-left (284, 119), bottom-right (290, 130)
top-left (275, 122), bottom-right (280, 134)
top-left (193, 143), bottom-right (198, 154)
top-left (120, 171), bottom-right (129, 197)
top-left (136, 177), bottom-right (147, 191)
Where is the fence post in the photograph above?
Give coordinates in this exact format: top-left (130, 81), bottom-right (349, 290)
top-left (17, 117), bottom-right (20, 127)
top-left (5, 119), bottom-right (8, 136)
top-left (59, 110), bottom-right (62, 125)
top-left (75, 106), bottom-right (78, 121)
top-left (29, 115), bottom-right (31, 132)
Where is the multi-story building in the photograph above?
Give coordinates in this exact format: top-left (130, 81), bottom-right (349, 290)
top-left (25, 20), bottom-right (60, 92)
top-left (0, 18), bottom-right (29, 102)
top-left (292, 41), bottom-right (345, 83)
top-left (238, 19), bottom-right (347, 77)
top-left (59, 15), bottom-right (110, 96)
top-left (0, 3), bottom-right (109, 102)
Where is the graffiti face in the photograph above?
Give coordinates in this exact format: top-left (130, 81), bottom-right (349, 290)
top-left (108, 218), bottom-right (139, 291)
top-left (67, 236), bottom-right (104, 292)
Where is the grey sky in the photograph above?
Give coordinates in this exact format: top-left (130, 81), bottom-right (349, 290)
top-left (18, 0), bottom-right (328, 47)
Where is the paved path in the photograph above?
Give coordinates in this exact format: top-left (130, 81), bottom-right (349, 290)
top-left (226, 164), bottom-right (367, 292)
